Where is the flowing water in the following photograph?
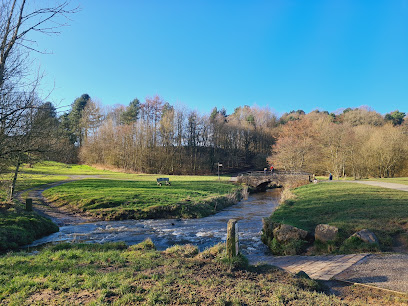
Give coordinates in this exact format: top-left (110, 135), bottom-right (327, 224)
top-left (29, 189), bottom-right (280, 256)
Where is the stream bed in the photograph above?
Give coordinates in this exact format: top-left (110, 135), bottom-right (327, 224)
top-left (29, 189), bottom-right (281, 256)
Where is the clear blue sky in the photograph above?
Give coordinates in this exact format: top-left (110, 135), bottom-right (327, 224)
top-left (33, 0), bottom-right (408, 116)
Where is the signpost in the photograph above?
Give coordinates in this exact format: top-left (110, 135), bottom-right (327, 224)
top-left (217, 162), bottom-right (222, 181)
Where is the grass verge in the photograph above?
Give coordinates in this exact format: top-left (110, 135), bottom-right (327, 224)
top-left (268, 182), bottom-right (408, 253)
top-left (1, 241), bottom-right (405, 305)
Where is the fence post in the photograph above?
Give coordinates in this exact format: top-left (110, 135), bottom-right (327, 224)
top-left (25, 198), bottom-right (33, 211)
top-left (226, 219), bottom-right (239, 257)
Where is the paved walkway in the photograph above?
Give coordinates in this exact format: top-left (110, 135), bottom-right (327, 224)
top-left (249, 254), bottom-right (368, 280)
top-left (336, 253), bottom-right (408, 293)
top-left (352, 180), bottom-right (408, 192)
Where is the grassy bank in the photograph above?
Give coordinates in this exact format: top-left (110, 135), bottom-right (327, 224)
top-left (0, 170), bottom-right (67, 252)
top-left (0, 241), bottom-right (404, 305)
top-left (0, 204), bottom-right (58, 252)
top-left (269, 182), bottom-right (408, 253)
top-left (43, 178), bottom-right (240, 220)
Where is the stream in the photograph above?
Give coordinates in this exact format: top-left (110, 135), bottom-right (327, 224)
top-left (28, 189), bottom-right (280, 256)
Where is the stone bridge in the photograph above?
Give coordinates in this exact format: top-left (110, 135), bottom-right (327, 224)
top-left (236, 171), bottom-right (311, 191)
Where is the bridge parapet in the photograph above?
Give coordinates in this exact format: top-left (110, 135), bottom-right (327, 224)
top-left (236, 171), bottom-right (311, 190)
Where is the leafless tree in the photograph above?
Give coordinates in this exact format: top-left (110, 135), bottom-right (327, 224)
top-left (0, 0), bottom-right (77, 199)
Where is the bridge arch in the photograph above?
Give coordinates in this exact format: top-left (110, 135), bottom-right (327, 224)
top-left (236, 171), bottom-right (311, 190)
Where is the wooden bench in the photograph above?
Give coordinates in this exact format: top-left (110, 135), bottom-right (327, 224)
top-left (157, 178), bottom-right (171, 186)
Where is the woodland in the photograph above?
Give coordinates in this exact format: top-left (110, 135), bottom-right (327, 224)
top-left (53, 94), bottom-right (408, 178)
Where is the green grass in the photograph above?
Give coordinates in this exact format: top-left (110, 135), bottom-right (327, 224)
top-left (270, 182), bottom-right (408, 251)
top-left (43, 178), bottom-right (240, 220)
top-left (19, 161), bottom-right (114, 176)
top-left (0, 166), bottom-right (69, 252)
top-left (0, 173), bottom-right (69, 202)
top-left (368, 177), bottom-right (408, 185)
top-left (0, 204), bottom-right (58, 252)
top-left (1, 241), bottom-right (394, 305)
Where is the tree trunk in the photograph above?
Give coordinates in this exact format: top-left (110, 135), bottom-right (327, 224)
top-left (9, 159), bottom-right (21, 200)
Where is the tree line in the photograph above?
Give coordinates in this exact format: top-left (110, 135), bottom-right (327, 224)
top-left (60, 94), bottom-right (407, 179)
top-left (269, 108), bottom-right (408, 178)
top-left (64, 95), bottom-right (277, 174)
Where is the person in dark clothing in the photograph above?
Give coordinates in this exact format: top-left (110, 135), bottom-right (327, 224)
top-left (329, 173), bottom-right (333, 180)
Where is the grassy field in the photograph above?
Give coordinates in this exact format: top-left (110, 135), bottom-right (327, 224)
top-left (43, 178), bottom-right (240, 220)
top-left (19, 161), bottom-right (115, 176)
top-left (269, 182), bottom-right (408, 252)
top-left (0, 241), bottom-right (405, 305)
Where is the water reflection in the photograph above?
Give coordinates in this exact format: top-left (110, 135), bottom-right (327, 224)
top-left (29, 189), bottom-right (280, 256)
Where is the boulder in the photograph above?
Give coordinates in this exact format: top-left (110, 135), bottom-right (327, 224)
top-left (315, 224), bottom-right (339, 242)
top-left (273, 224), bottom-right (308, 243)
top-left (352, 229), bottom-right (379, 244)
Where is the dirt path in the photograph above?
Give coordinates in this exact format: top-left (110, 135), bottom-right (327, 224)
top-left (15, 176), bottom-right (99, 226)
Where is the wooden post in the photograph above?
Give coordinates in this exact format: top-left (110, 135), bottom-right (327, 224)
top-left (226, 219), bottom-right (239, 258)
top-left (25, 198), bottom-right (33, 211)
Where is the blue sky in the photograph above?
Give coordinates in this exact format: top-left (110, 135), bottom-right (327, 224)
top-left (32, 0), bottom-right (408, 116)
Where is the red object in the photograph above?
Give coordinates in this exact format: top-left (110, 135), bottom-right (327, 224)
top-left (270, 166), bottom-right (273, 170)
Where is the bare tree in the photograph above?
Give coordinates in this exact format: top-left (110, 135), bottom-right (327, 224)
top-left (0, 0), bottom-right (77, 199)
